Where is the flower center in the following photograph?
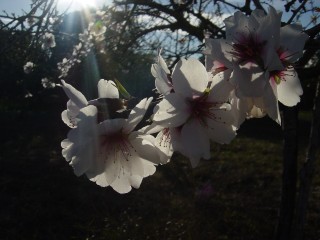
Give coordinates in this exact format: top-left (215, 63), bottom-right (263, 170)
top-left (231, 33), bottom-right (266, 68)
top-left (270, 49), bottom-right (296, 85)
top-left (188, 93), bottom-right (223, 127)
top-left (159, 128), bottom-right (171, 147)
top-left (270, 68), bottom-right (295, 85)
top-left (100, 130), bottom-right (133, 162)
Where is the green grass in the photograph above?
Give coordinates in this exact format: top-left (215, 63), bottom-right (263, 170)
top-left (1, 96), bottom-right (319, 240)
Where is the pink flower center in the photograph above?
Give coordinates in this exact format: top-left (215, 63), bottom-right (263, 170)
top-left (270, 49), bottom-right (296, 85)
top-left (188, 94), bottom-right (225, 127)
top-left (231, 33), bottom-right (266, 67)
top-left (159, 128), bottom-right (171, 148)
top-left (213, 60), bottom-right (228, 75)
top-left (100, 131), bottom-right (133, 162)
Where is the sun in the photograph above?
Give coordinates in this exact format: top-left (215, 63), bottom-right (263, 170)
top-left (57, 0), bottom-right (98, 12)
top-left (73, 0), bottom-right (97, 8)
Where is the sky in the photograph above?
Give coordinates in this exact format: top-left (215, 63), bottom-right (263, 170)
top-left (0, 0), bottom-right (313, 27)
top-left (0, 0), bottom-right (110, 15)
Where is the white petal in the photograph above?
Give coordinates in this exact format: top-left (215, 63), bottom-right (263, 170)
top-left (172, 58), bottom-right (208, 98)
top-left (61, 139), bottom-right (72, 149)
top-left (154, 129), bottom-right (174, 164)
top-left (204, 39), bottom-right (233, 70)
top-left (98, 118), bottom-right (126, 135)
top-left (155, 77), bottom-right (173, 95)
top-left (248, 104), bottom-right (267, 119)
top-left (129, 175), bottom-right (143, 189)
top-left (61, 80), bottom-right (88, 108)
top-left (158, 52), bottom-right (170, 74)
top-left (231, 63), bottom-right (268, 98)
top-left (180, 120), bottom-right (210, 167)
top-left (152, 93), bottom-right (189, 127)
top-left (61, 110), bottom-right (77, 128)
top-left (97, 79), bottom-right (119, 99)
top-left (229, 92), bottom-right (247, 129)
top-left (207, 115), bottom-right (237, 144)
top-left (89, 172), bottom-right (109, 187)
top-left (277, 69), bottom-right (303, 107)
top-left (151, 58), bottom-right (172, 95)
top-left (111, 175), bottom-right (132, 194)
top-left (262, 37), bottom-right (283, 72)
top-left (257, 83), bottom-right (281, 124)
top-left (130, 133), bottom-right (161, 165)
top-left (280, 24), bottom-right (309, 63)
top-left (123, 97), bottom-right (153, 133)
top-left (142, 123), bottom-right (164, 135)
top-left (102, 152), bottom-right (122, 186)
top-left (208, 75), bottom-right (234, 102)
top-left (211, 103), bottom-right (235, 125)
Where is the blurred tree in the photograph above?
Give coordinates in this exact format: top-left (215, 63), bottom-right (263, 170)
top-left (0, 1), bottom-right (319, 240)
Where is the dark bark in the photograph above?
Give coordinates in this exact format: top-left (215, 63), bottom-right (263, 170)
top-left (293, 81), bottom-right (320, 240)
top-left (275, 104), bottom-right (299, 240)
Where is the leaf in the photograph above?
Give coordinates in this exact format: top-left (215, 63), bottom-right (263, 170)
top-left (114, 79), bottom-right (131, 99)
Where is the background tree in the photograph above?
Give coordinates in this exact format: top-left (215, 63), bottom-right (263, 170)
top-left (0, 1), bottom-right (319, 239)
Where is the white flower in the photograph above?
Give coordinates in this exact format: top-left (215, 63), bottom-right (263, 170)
top-left (269, 23), bottom-right (309, 107)
top-left (143, 124), bottom-right (174, 165)
top-left (152, 58), bottom-right (236, 167)
top-left (23, 61), bottom-right (35, 74)
top-left (26, 17), bottom-right (35, 26)
top-left (60, 79), bottom-right (119, 128)
top-left (89, 22), bottom-right (107, 37)
top-left (223, 7), bottom-right (283, 98)
top-left (62, 98), bottom-right (160, 194)
top-left (41, 33), bottom-right (56, 50)
top-left (235, 23), bottom-right (308, 123)
top-left (24, 91), bottom-right (33, 98)
top-left (151, 50), bottom-right (173, 96)
top-left (41, 78), bottom-right (56, 89)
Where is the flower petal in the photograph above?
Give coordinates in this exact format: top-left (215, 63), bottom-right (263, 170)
top-left (280, 24), bottom-right (309, 63)
top-left (152, 93), bottom-right (189, 127)
top-left (110, 174), bottom-right (132, 194)
top-left (130, 133), bottom-right (162, 164)
top-left (207, 113), bottom-right (237, 144)
top-left (97, 79), bottom-right (119, 99)
top-left (172, 58), bottom-right (208, 98)
top-left (180, 120), bottom-right (210, 167)
top-left (154, 129), bottom-right (174, 164)
top-left (204, 39), bottom-right (233, 70)
top-left (208, 75), bottom-right (234, 102)
top-left (123, 97), bottom-right (153, 133)
top-left (231, 63), bottom-right (268, 98)
top-left (61, 80), bottom-right (88, 108)
top-left (277, 69), bottom-right (303, 107)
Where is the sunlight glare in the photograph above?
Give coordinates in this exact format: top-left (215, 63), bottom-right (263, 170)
top-left (57, 0), bottom-right (99, 12)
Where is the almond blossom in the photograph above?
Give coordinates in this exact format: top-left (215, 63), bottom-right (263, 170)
top-left (269, 23), bottom-right (309, 107)
top-left (23, 61), bottom-right (35, 74)
top-left (41, 32), bottom-right (56, 50)
top-left (61, 80), bottom-right (161, 193)
top-left (204, 7), bottom-right (308, 125)
top-left (206, 7), bottom-right (283, 99)
top-left (61, 79), bottom-right (120, 128)
top-left (151, 50), bottom-right (173, 96)
top-left (152, 58), bottom-right (236, 167)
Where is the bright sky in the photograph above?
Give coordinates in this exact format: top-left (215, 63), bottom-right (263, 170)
top-left (0, 0), bottom-right (313, 27)
top-left (0, 0), bottom-right (110, 15)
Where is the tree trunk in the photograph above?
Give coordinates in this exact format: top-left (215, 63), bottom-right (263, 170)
top-left (275, 103), bottom-right (298, 240)
top-left (293, 81), bottom-right (320, 240)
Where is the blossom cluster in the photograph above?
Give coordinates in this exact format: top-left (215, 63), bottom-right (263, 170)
top-left (204, 7), bottom-right (308, 124)
top-left (60, 7), bottom-right (308, 194)
top-left (57, 10), bottom-right (109, 78)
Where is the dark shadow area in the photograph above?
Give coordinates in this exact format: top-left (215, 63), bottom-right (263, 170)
top-left (1, 94), bottom-right (319, 240)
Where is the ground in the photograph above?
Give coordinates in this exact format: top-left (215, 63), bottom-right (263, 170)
top-left (0, 92), bottom-right (319, 240)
